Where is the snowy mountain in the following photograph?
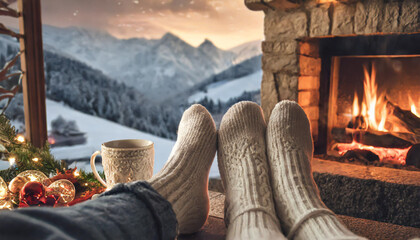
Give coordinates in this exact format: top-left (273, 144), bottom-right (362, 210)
top-left (42, 26), bottom-right (235, 102)
top-left (0, 36), bottom-right (182, 140)
top-left (229, 40), bottom-right (262, 64)
top-left (189, 70), bottom-right (262, 103)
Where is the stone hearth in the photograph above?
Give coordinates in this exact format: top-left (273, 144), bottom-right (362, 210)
top-left (209, 158), bottom-right (420, 227)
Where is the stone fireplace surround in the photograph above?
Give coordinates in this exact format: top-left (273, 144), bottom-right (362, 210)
top-left (245, 0), bottom-right (420, 149)
top-left (215, 0), bottom-right (420, 228)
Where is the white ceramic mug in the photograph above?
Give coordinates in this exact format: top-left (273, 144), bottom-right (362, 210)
top-left (90, 139), bottom-right (154, 189)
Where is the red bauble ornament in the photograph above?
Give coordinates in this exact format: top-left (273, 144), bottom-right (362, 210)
top-left (19, 181), bottom-right (45, 207)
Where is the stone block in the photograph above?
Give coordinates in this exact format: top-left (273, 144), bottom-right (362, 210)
top-left (272, 40), bottom-right (298, 55)
top-left (261, 71), bottom-right (279, 120)
top-left (354, 0), bottom-right (382, 34)
top-left (262, 53), bottom-right (299, 74)
top-left (299, 41), bottom-right (319, 57)
top-left (399, 0), bottom-right (419, 32)
top-left (275, 73), bottom-right (298, 101)
top-left (379, 2), bottom-right (400, 33)
top-left (265, 10), bottom-right (308, 41)
top-left (331, 3), bottom-right (356, 35)
top-left (299, 55), bottom-right (321, 76)
top-left (262, 41), bottom-right (274, 53)
top-left (310, 6), bottom-right (330, 37)
top-left (298, 90), bottom-right (320, 106)
top-left (298, 76), bottom-right (320, 90)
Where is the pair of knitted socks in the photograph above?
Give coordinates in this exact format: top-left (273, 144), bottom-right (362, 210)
top-left (149, 101), bottom-right (364, 239)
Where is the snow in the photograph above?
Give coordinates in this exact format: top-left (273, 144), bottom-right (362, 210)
top-left (46, 100), bottom-right (221, 177)
top-left (1, 99), bottom-right (221, 178)
top-left (189, 70), bottom-right (262, 103)
top-left (229, 40), bottom-right (262, 64)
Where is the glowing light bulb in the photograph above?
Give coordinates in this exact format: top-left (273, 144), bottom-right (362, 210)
top-left (28, 175), bottom-right (37, 181)
top-left (73, 171), bottom-right (80, 177)
top-left (8, 157), bottom-right (15, 166)
top-left (32, 157), bottom-right (39, 162)
top-left (16, 135), bottom-right (25, 143)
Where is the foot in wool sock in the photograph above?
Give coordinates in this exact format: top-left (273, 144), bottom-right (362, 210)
top-left (149, 104), bottom-right (217, 234)
top-left (218, 101), bottom-right (286, 240)
top-left (267, 100), bottom-right (365, 240)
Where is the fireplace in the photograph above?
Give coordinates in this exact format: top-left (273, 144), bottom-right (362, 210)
top-left (236, 0), bottom-right (420, 227)
top-left (245, 0), bottom-right (420, 168)
top-left (318, 34), bottom-right (420, 168)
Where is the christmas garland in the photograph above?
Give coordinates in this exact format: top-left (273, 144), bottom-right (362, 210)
top-left (0, 114), bottom-right (105, 209)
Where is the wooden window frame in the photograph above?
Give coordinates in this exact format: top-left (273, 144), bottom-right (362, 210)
top-left (0, 0), bottom-right (47, 148)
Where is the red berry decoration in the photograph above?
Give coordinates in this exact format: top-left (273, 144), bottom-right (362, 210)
top-left (19, 181), bottom-right (45, 207)
top-left (44, 194), bottom-right (60, 207)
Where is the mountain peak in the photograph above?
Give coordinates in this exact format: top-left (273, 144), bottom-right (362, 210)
top-left (161, 32), bottom-right (182, 42)
top-left (199, 39), bottom-right (216, 49)
top-left (199, 39), bottom-right (221, 54)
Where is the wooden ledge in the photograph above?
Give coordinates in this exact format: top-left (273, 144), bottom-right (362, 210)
top-left (245, 0), bottom-right (299, 11)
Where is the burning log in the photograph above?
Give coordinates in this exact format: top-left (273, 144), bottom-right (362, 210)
top-left (386, 99), bottom-right (420, 143)
top-left (332, 127), bottom-right (413, 148)
top-left (339, 149), bottom-right (379, 164)
top-left (348, 128), bottom-right (413, 149)
top-left (406, 144), bottom-right (420, 168)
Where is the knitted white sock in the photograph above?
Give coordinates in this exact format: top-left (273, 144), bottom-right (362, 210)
top-left (218, 101), bottom-right (286, 240)
top-left (267, 100), bottom-right (366, 240)
top-left (149, 104), bottom-right (217, 234)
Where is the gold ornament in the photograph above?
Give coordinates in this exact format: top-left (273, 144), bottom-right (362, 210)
top-left (46, 179), bottom-right (75, 204)
top-left (16, 170), bottom-right (52, 186)
top-left (0, 197), bottom-right (12, 210)
top-left (8, 176), bottom-right (30, 194)
top-left (0, 177), bottom-right (8, 199)
top-left (0, 177), bottom-right (11, 210)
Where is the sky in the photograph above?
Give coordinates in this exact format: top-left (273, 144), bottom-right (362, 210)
top-left (3, 0), bottom-right (264, 49)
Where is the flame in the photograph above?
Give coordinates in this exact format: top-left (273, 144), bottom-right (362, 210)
top-left (360, 65), bottom-right (389, 132)
top-left (353, 92), bottom-right (359, 117)
top-left (351, 64), bottom-right (418, 133)
top-left (341, 63), bottom-right (418, 165)
top-left (409, 96), bottom-right (419, 118)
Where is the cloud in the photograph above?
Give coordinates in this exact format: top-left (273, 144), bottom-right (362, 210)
top-left (38, 0), bottom-right (263, 49)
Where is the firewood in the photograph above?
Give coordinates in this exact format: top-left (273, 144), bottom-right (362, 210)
top-left (344, 128), bottom-right (413, 148)
top-left (386, 99), bottom-right (420, 143)
top-left (406, 144), bottom-right (420, 168)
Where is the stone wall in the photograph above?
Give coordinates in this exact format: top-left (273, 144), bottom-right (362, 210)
top-left (248, 0), bottom-right (420, 140)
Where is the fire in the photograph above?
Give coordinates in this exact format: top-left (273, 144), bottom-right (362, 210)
top-left (351, 64), bottom-right (418, 133)
top-left (359, 65), bottom-right (388, 132)
top-left (337, 64), bottom-right (419, 165)
top-left (409, 96), bottom-right (419, 118)
top-left (352, 93), bottom-right (359, 117)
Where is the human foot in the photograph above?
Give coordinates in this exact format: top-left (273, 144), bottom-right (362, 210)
top-left (267, 100), bottom-right (365, 240)
top-left (218, 101), bottom-right (286, 240)
top-left (149, 104), bottom-right (217, 234)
